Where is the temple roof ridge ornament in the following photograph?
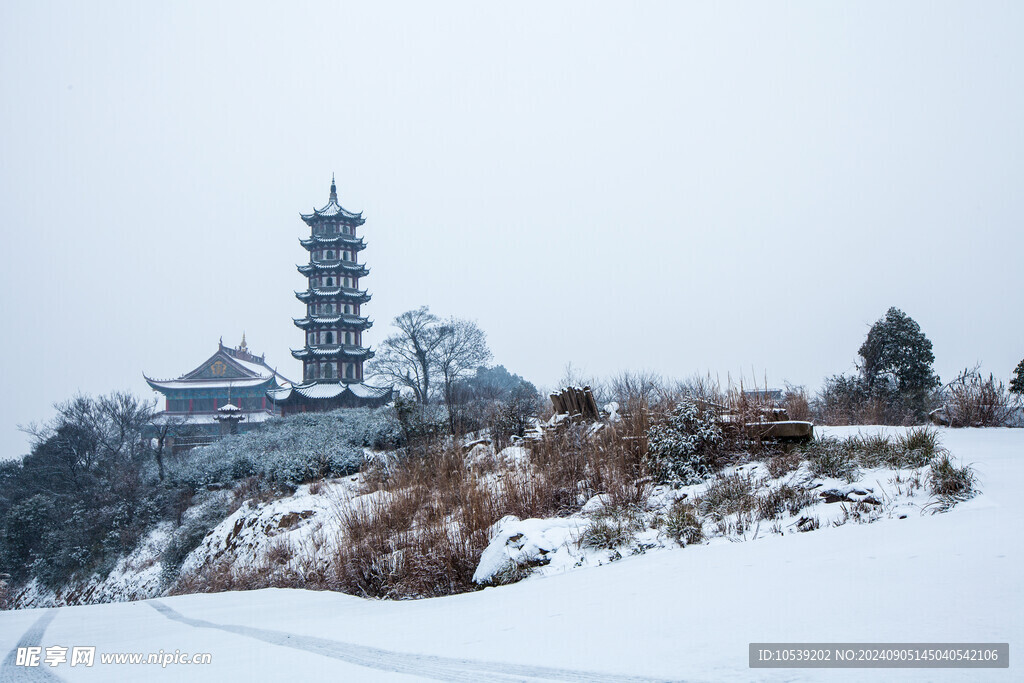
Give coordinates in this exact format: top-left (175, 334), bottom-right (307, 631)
top-left (144, 340), bottom-right (291, 389)
top-left (300, 175), bottom-right (364, 223)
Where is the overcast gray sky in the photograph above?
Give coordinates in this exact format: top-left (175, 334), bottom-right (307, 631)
top-left (2, 1), bottom-right (1022, 459)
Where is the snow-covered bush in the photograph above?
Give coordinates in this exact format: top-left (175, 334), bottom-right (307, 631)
top-left (644, 398), bottom-right (722, 485)
top-left (928, 453), bottom-right (977, 508)
top-left (161, 492), bottom-right (234, 582)
top-left (895, 427), bottom-right (943, 467)
top-left (694, 473), bottom-right (756, 521)
top-left (578, 507), bottom-right (643, 550)
top-left (662, 500), bottom-right (703, 546)
top-left (803, 437), bottom-right (860, 482)
top-left (169, 407), bottom-right (400, 488)
top-left (393, 396), bottom-right (450, 448)
top-left (755, 484), bottom-right (816, 521)
top-left (799, 429), bottom-right (943, 480)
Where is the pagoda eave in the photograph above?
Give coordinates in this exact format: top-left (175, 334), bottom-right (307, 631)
top-left (299, 236), bottom-right (366, 250)
top-left (291, 347), bottom-right (375, 361)
top-left (299, 211), bottom-right (366, 226)
top-left (296, 262), bottom-right (369, 276)
top-left (295, 289), bottom-right (371, 304)
top-left (292, 316), bottom-right (372, 329)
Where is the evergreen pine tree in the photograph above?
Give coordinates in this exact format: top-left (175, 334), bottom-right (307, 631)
top-left (857, 307), bottom-right (940, 418)
top-left (1010, 358), bottom-right (1024, 395)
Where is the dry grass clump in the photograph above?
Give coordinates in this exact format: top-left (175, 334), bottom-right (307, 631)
top-left (943, 367), bottom-right (1014, 427)
top-left (927, 453), bottom-right (977, 511)
top-left (803, 437), bottom-right (861, 482)
top-left (800, 428), bottom-right (943, 480)
top-left (755, 484), bottom-right (817, 521)
top-left (852, 433), bottom-right (899, 468)
top-left (766, 452), bottom-right (802, 478)
top-left (662, 500), bottom-right (703, 546)
top-left (328, 387), bottom-right (668, 598)
top-left (895, 427), bottom-right (944, 467)
top-left (782, 385), bottom-right (812, 421)
top-left (332, 443), bottom-right (500, 599)
top-left (578, 506), bottom-right (644, 550)
top-left (694, 473), bottom-right (757, 520)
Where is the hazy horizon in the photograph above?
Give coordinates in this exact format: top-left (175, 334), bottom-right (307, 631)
top-left (2, 1), bottom-right (1022, 459)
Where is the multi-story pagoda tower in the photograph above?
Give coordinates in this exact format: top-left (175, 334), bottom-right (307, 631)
top-left (268, 177), bottom-right (392, 414)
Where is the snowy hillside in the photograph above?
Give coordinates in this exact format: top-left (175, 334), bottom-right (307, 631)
top-left (1, 426), bottom-right (1020, 681)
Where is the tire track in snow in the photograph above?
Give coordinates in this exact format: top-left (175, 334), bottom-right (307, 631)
top-left (0, 610), bottom-right (62, 683)
top-left (148, 600), bottom-right (673, 682)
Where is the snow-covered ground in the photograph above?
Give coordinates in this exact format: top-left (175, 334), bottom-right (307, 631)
top-left (1, 426), bottom-right (1020, 681)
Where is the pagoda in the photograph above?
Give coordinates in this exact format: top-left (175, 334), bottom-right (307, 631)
top-left (268, 177), bottom-right (392, 414)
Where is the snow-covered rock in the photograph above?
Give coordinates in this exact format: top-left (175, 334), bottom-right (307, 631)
top-left (472, 515), bottom-right (585, 584)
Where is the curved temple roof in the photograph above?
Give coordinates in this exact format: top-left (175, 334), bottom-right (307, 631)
top-left (268, 382), bottom-right (392, 403)
top-left (291, 345), bottom-right (374, 360)
top-left (295, 287), bottom-right (371, 303)
top-left (299, 235), bottom-right (366, 249)
top-left (293, 314), bottom-right (371, 329)
top-left (144, 340), bottom-right (292, 393)
top-left (300, 178), bottom-right (365, 224)
top-left (297, 261), bottom-right (369, 276)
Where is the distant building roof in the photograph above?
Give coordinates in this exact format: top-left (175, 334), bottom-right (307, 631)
top-left (144, 338), bottom-right (293, 393)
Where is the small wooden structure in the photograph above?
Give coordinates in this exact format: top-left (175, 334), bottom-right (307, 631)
top-left (742, 420), bottom-right (813, 442)
top-left (549, 386), bottom-right (601, 422)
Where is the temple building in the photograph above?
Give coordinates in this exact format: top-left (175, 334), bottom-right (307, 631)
top-left (268, 177), bottom-right (392, 414)
top-left (145, 336), bottom-right (291, 449)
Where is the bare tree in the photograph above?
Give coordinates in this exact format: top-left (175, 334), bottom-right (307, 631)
top-left (368, 307), bottom-right (493, 434)
top-left (368, 307), bottom-right (447, 403)
top-left (148, 412), bottom-right (198, 481)
top-left (435, 317), bottom-right (492, 432)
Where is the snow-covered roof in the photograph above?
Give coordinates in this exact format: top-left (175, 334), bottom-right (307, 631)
top-left (267, 382), bottom-right (392, 402)
top-left (144, 341), bottom-right (293, 393)
top-left (348, 383), bottom-right (392, 399)
top-left (291, 345), bottom-right (372, 358)
top-left (146, 377), bottom-right (273, 391)
top-left (300, 179), bottom-right (365, 223)
top-left (293, 314), bottom-right (370, 327)
top-left (295, 287), bottom-right (370, 301)
top-left (150, 410), bottom-right (275, 426)
top-left (297, 261), bottom-right (367, 272)
top-left (300, 235), bottom-right (365, 247)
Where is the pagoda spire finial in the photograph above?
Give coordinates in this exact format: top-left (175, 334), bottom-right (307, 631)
top-left (240, 331), bottom-right (247, 352)
top-left (329, 173), bottom-right (337, 202)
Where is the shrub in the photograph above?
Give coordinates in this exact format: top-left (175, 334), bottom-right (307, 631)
top-left (852, 433), bottom-right (897, 468)
top-left (161, 492), bottom-right (234, 582)
top-left (662, 500), bottom-right (703, 546)
top-left (755, 484), bottom-right (817, 521)
top-left (695, 473), bottom-right (756, 520)
top-left (167, 408), bottom-right (399, 488)
top-left (928, 454), bottom-right (976, 505)
top-left (895, 427), bottom-right (943, 466)
top-left (766, 452), bottom-right (801, 478)
top-left (782, 384), bottom-right (812, 421)
top-left (814, 375), bottom-right (914, 425)
top-left (942, 368), bottom-right (1014, 427)
top-left (803, 437), bottom-right (860, 481)
top-left (645, 398), bottom-right (722, 485)
top-left (579, 507), bottom-right (643, 550)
